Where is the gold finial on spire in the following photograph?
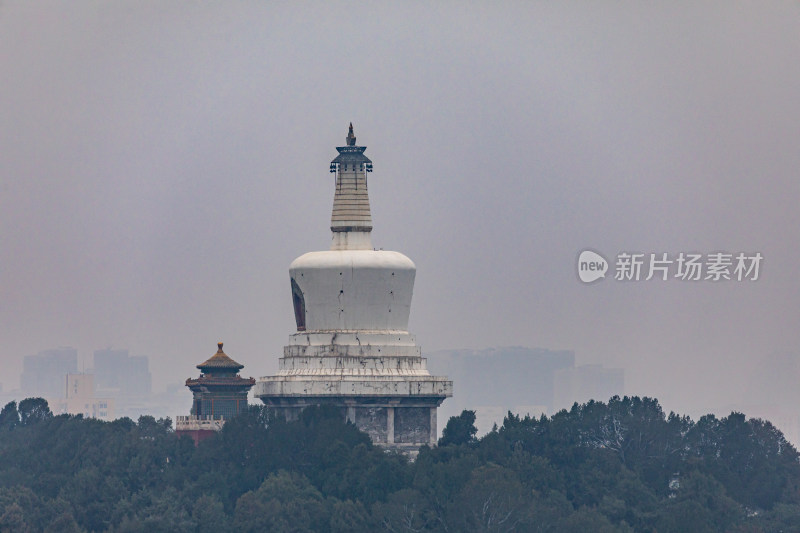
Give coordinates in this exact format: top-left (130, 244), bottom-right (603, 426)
top-left (217, 342), bottom-right (224, 352)
top-left (346, 123), bottom-right (356, 146)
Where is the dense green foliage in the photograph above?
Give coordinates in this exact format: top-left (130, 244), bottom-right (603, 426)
top-left (1, 396), bottom-right (799, 532)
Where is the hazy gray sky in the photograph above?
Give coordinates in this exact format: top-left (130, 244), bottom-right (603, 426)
top-left (2, 2), bottom-right (799, 422)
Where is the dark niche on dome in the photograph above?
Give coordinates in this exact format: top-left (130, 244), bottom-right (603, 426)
top-left (291, 277), bottom-right (306, 331)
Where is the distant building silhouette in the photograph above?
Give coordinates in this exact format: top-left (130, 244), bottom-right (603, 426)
top-left (553, 364), bottom-right (625, 412)
top-left (93, 349), bottom-right (151, 396)
top-left (428, 347), bottom-right (574, 434)
top-left (48, 373), bottom-right (115, 421)
top-left (428, 347), bottom-right (625, 435)
top-left (89, 349), bottom-right (152, 419)
top-left (20, 347), bottom-right (78, 398)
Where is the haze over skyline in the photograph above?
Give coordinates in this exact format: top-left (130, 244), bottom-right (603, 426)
top-left (2, 3), bottom-right (799, 425)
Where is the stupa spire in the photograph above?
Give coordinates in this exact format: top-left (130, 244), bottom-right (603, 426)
top-left (329, 123), bottom-right (374, 250)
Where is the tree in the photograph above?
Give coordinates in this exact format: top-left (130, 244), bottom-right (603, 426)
top-left (685, 412), bottom-right (800, 510)
top-left (329, 499), bottom-right (372, 533)
top-left (0, 394), bottom-right (797, 531)
top-left (18, 398), bottom-right (52, 426)
top-left (556, 506), bottom-right (628, 533)
top-left (191, 494), bottom-right (229, 533)
top-left (0, 502), bottom-right (28, 533)
top-left (448, 464), bottom-right (528, 532)
top-left (113, 487), bottom-right (193, 533)
top-left (0, 401), bottom-right (18, 430)
top-left (233, 471), bottom-right (328, 533)
top-left (751, 503), bottom-right (800, 531)
top-left (653, 471), bottom-right (742, 532)
top-left (44, 512), bottom-right (81, 533)
top-left (0, 487), bottom-right (50, 532)
top-left (373, 489), bottom-right (436, 532)
top-left (439, 410), bottom-right (478, 447)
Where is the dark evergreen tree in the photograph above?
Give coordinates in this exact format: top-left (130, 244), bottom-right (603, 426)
top-left (438, 409), bottom-right (478, 447)
top-left (0, 401), bottom-right (19, 431)
top-left (18, 397), bottom-right (52, 426)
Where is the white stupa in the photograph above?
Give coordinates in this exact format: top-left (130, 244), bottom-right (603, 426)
top-left (255, 124), bottom-right (452, 451)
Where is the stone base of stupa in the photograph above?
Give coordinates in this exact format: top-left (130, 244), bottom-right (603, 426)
top-left (255, 332), bottom-right (452, 451)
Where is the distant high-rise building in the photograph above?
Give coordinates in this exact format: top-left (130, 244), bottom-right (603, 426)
top-left (427, 348), bottom-right (626, 434)
top-left (93, 349), bottom-right (152, 396)
top-left (428, 347), bottom-right (575, 434)
top-left (553, 364), bottom-right (625, 411)
top-left (48, 373), bottom-right (115, 421)
top-left (20, 347), bottom-right (78, 398)
top-left (176, 343), bottom-right (255, 445)
top-left (254, 125), bottom-right (452, 453)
